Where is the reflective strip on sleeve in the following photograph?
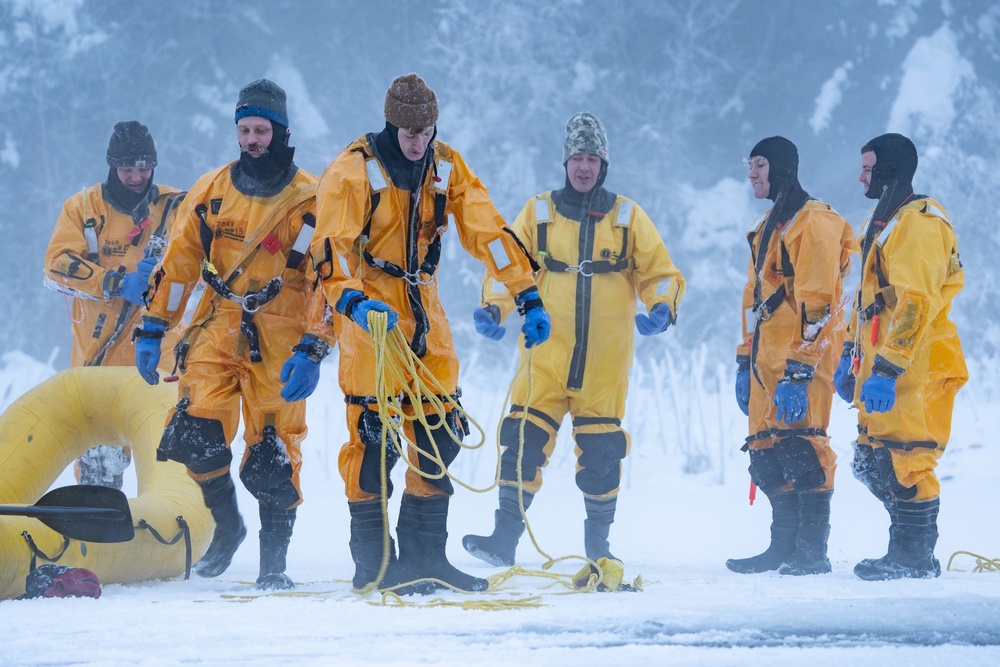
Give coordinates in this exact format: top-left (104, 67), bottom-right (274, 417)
top-left (338, 254), bottom-right (351, 276)
top-left (615, 201), bottom-right (634, 227)
top-left (366, 159), bottom-right (388, 192)
top-left (434, 159), bottom-right (453, 194)
top-left (166, 283), bottom-right (185, 312)
top-left (488, 238), bottom-right (511, 271)
top-left (83, 227), bottom-right (99, 259)
top-left (534, 198), bottom-right (551, 224)
top-left (490, 278), bottom-right (507, 294)
top-left (290, 222), bottom-right (315, 257)
top-left (655, 279), bottom-right (673, 296)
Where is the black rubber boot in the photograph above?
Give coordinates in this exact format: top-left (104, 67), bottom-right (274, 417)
top-left (348, 500), bottom-right (436, 595)
top-left (726, 491), bottom-right (799, 574)
top-left (852, 501), bottom-right (899, 576)
top-left (778, 490), bottom-right (832, 575)
top-left (855, 498), bottom-right (941, 580)
top-left (77, 446), bottom-right (130, 489)
top-left (397, 494), bottom-right (489, 592)
top-left (256, 505), bottom-right (296, 590)
top-left (462, 486), bottom-right (532, 567)
top-left (583, 495), bottom-right (618, 561)
top-left (193, 474), bottom-right (247, 578)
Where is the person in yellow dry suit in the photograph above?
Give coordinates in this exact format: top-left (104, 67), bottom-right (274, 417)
top-left (133, 79), bottom-right (336, 590)
top-left (833, 133), bottom-right (966, 580)
top-left (44, 121), bottom-right (186, 489)
top-left (462, 112), bottom-right (686, 587)
top-left (726, 136), bottom-right (857, 576)
top-left (313, 73), bottom-right (550, 593)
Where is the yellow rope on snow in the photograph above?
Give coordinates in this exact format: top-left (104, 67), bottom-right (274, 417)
top-left (947, 551), bottom-right (1000, 572)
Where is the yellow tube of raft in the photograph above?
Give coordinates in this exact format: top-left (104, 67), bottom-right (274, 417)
top-left (0, 367), bottom-right (213, 600)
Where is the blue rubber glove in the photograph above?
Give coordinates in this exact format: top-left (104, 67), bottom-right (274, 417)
top-left (473, 305), bottom-right (506, 341)
top-left (515, 287), bottom-right (550, 349)
top-left (134, 318), bottom-right (166, 385)
top-left (280, 345), bottom-right (322, 403)
top-left (735, 362), bottom-right (750, 417)
top-left (636, 303), bottom-right (672, 336)
top-left (833, 344), bottom-right (856, 403)
top-left (337, 290), bottom-right (398, 333)
top-left (773, 361), bottom-right (813, 424)
top-left (860, 368), bottom-right (898, 413)
top-left (118, 255), bottom-right (158, 306)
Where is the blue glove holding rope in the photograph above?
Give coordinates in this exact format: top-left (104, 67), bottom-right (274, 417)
top-left (118, 255), bottom-right (158, 306)
top-left (773, 361), bottom-right (813, 424)
top-left (473, 304), bottom-right (506, 341)
top-left (833, 343), bottom-right (856, 403)
top-left (337, 289), bottom-right (398, 333)
top-left (636, 303), bottom-right (673, 336)
top-left (133, 317), bottom-right (166, 385)
top-left (515, 287), bottom-right (550, 349)
top-left (735, 357), bottom-right (750, 416)
top-left (280, 336), bottom-right (329, 402)
top-left (860, 360), bottom-right (899, 413)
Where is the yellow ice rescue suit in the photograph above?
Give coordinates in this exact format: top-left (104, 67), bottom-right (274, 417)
top-left (314, 135), bottom-right (538, 502)
top-left (484, 191), bottom-right (685, 499)
top-left (144, 164), bottom-right (332, 508)
top-left (739, 200), bottom-right (857, 493)
top-left (848, 197), bottom-right (966, 502)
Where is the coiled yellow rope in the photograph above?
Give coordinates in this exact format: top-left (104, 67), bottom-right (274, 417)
top-left (947, 551), bottom-right (1000, 573)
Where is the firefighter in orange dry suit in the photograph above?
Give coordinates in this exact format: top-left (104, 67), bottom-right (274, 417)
top-left (313, 73), bottom-right (551, 593)
top-left (134, 79), bottom-right (335, 590)
top-left (834, 133), bottom-right (966, 580)
top-left (44, 120), bottom-right (186, 489)
top-left (726, 136), bottom-right (857, 576)
top-left (462, 112), bottom-right (685, 584)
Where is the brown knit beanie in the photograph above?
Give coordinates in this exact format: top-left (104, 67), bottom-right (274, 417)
top-left (384, 73), bottom-right (438, 130)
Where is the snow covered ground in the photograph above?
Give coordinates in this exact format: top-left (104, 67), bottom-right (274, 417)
top-left (1, 349), bottom-right (999, 666)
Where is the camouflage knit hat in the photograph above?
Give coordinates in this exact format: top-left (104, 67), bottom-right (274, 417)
top-left (384, 73), bottom-right (438, 130)
top-left (235, 79), bottom-right (289, 128)
top-left (563, 112), bottom-right (609, 164)
top-left (106, 121), bottom-right (157, 169)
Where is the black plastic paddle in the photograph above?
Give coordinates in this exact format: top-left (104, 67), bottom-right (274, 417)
top-left (0, 485), bottom-right (135, 543)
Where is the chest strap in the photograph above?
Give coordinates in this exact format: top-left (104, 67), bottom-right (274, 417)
top-left (201, 262), bottom-right (283, 363)
top-left (536, 198), bottom-right (631, 275)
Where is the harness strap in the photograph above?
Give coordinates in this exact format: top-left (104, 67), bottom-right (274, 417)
top-left (511, 404), bottom-right (560, 431)
top-left (741, 426), bottom-right (828, 450)
top-left (201, 264), bottom-right (283, 363)
top-left (572, 416), bottom-right (622, 428)
top-left (536, 197), bottom-right (631, 275)
top-left (857, 425), bottom-right (939, 451)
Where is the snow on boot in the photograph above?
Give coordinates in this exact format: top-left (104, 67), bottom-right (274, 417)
top-left (193, 474), bottom-right (247, 578)
top-left (726, 491), bottom-right (799, 574)
top-left (256, 505), bottom-right (296, 591)
top-left (852, 501), bottom-right (899, 577)
top-left (76, 446), bottom-right (130, 489)
top-left (583, 495), bottom-right (618, 562)
top-left (348, 500), bottom-right (436, 595)
top-left (397, 494), bottom-right (488, 592)
top-left (462, 486), bottom-right (532, 567)
top-left (855, 498), bottom-right (941, 581)
top-left (778, 490), bottom-right (832, 575)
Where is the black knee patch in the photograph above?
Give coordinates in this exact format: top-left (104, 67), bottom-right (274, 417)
top-left (873, 446), bottom-right (918, 501)
top-left (357, 407), bottom-right (400, 497)
top-left (574, 431), bottom-right (627, 496)
top-left (414, 413), bottom-right (462, 495)
top-left (499, 416), bottom-right (550, 484)
top-left (239, 426), bottom-right (300, 509)
top-left (748, 448), bottom-right (786, 494)
top-left (773, 435), bottom-right (826, 491)
top-left (852, 443), bottom-right (888, 502)
top-left (157, 402), bottom-right (231, 475)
